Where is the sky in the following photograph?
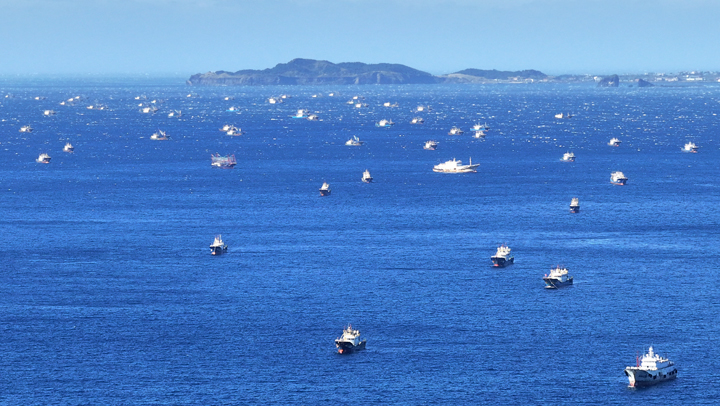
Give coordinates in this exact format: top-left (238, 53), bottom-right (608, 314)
top-left (1, 0), bottom-right (718, 76)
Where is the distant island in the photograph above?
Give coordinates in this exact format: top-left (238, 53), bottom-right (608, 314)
top-left (187, 58), bottom-right (547, 86)
top-left (187, 58), bottom-right (720, 86)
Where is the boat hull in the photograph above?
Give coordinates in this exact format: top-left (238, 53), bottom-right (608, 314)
top-left (319, 190), bottom-right (331, 196)
top-left (491, 257), bottom-right (514, 267)
top-left (624, 367), bottom-right (677, 387)
top-left (210, 246), bottom-right (227, 255)
top-left (570, 206), bottom-right (580, 213)
top-left (335, 340), bottom-right (366, 354)
top-left (611, 180), bottom-right (627, 186)
top-left (543, 276), bottom-right (573, 289)
top-left (362, 178), bottom-right (373, 183)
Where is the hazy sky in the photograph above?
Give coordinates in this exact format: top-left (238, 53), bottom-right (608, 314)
top-left (1, 0), bottom-right (718, 75)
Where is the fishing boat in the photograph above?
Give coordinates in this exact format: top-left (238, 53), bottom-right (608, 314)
top-left (416, 105), bottom-right (431, 112)
top-left (473, 130), bottom-right (486, 139)
top-left (140, 105), bottom-right (158, 114)
top-left (268, 97), bottom-right (282, 104)
top-left (569, 197), bottom-right (579, 213)
top-left (36, 153), bottom-right (51, 164)
top-left (543, 266), bottom-right (573, 289)
top-left (167, 110), bottom-right (182, 118)
top-left (43, 110), bottom-right (56, 116)
top-left (562, 152), bottom-right (576, 162)
top-left (219, 124), bottom-right (232, 132)
top-left (307, 114), bottom-right (319, 121)
top-left (375, 119), bottom-right (395, 127)
top-left (554, 112), bottom-right (572, 119)
top-left (611, 171), bottom-right (628, 186)
top-left (150, 130), bottom-right (169, 140)
top-left (211, 153), bottom-right (237, 168)
top-left (410, 117), bottom-right (424, 124)
top-left (608, 137), bottom-right (621, 147)
top-left (345, 136), bottom-right (364, 146)
top-left (226, 126), bottom-right (244, 136)
top-left (319, 182), bottom-right (331, 196)
top-left (423, 140), bottom-right (439, 150)
top-left (334, 325), bottom-right (367, 354)
top-left (624, 347), bottom-right (678, 387)
top-left (63, 142), bottom-right (74, 153)
top-left (491, 244), bottom-right (514, 267)
top-left (210, 235), bottom-right (228, 255)
top-left (433, 158), bottom-right (479, 173)
top-left (682, 142), bottom-right (698, 153)
top-left (292, 109), bottom-right (308, 118)
top-left (448, 126), bottom-right (464, 135)
top-left (226, 106), bottom-right (240, 112)
top-left (362, 170), bottom-right (373, 183)
top-left (19, 125), bottom-right (33, 133)
top-left (471, 123), bottom-right (489, 131)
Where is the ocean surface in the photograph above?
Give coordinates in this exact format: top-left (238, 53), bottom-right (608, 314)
top-left (1, 78), bottom-right (719, 404)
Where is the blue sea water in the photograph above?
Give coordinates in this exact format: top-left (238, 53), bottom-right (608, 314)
top-left (1, 78), bottom-right (719, 404)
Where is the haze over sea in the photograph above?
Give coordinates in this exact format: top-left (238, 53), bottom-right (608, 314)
top-left (1, 78), bottom-right (719, 404)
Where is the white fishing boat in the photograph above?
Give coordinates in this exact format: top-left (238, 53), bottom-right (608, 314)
top-left (226, 126), bottom-right (244, 136)
top-left (63, 142), bottom-right (74, 153)
top-left (211, 153), bottom-right (237, 168)
top-left (345, 136), bottom-right (364, 146)
top-left (362, 170), bottom-right (373, 183)
top-left (491, 244), bottom-right (514, 267)
top-left (423, 140), bottom-right (439, 150)
top-left (210, 235), bottom-right (228, 255)
top-left (375, 119), bottom-right (395, 127)
top-left (268, 97), bottom-right (283, 104)
top-left (624, 347), bottom-right (678, 387)
top-left (150, 130), bottom-right (169, 140)
top-left (611, 171), bottom-right (628, 185)
top-left (682, 142), bottom-right (698, 153)
top-left (448, 126), bottom-right (464, 135)
top-left (319, 182), bottom-right (331, 196)
top-left (43, 110), bottom-right (56, 116)
top-left (36, 153), bottom-right (51, 164)
top-left (226, 106), bottom-right (240, 112)
top-left (167, 110), bottom-right (181, 118)
top-left (19, 125), bottom-right (33, 133)
top-left (554, 112), bottom-right (572, 119)
top-left (410, 117), bottom-right (425, 124)
top-left (562, 152), bottom-right (576, 162)
top-left (307, 114), bottom-right (319, 121)
top-left (140, 105), bottom-right (158, 114)
top-left (471, 123), bottom-right (489, 131)
top-left (334, 325), bottom-right (367, 354)
top-left (383, 102), bottom-right (398, 107)
top-left (543, 266), bottom-right (573, 289)
top-left (416, 105), bottom-right (431, 112)
top-left (433, 158), bottom-right (479, 173)
top-left (570, 197), bottom-right (579, 213)
top-left (608, 137), bottom-right (621, 147)
top-left (292, 109), bottom-right (308, 118)
top-left (473, 130), bottom-right (486, 139)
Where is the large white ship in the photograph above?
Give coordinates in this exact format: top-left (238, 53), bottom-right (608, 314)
top-left (433, 158), bottom-right (478, 173)
top-left (624, 347), bottom-right (677, 387)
